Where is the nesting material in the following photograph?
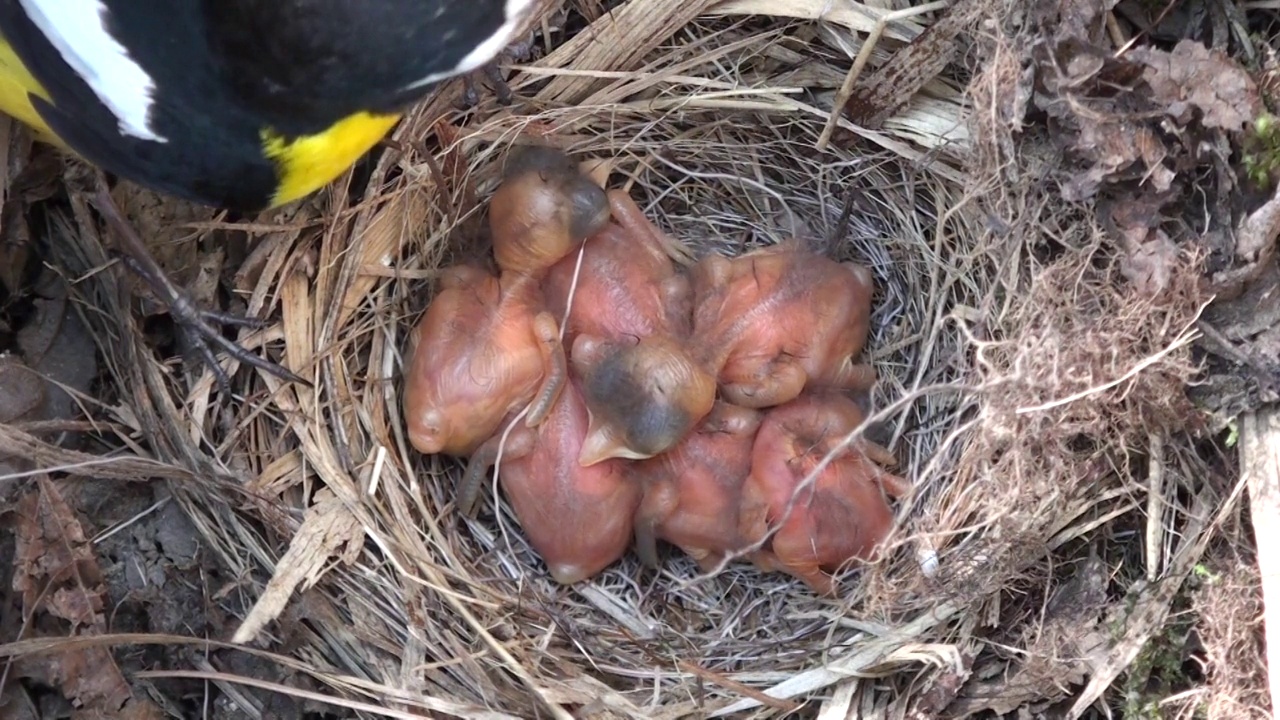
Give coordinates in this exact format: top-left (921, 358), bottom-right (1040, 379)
top-left (7, 0), bottom-right (1244, 717)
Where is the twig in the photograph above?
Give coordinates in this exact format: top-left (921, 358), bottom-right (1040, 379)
top-left (1144, 432), bottom-right (1166, 582)
top-left (1240, 407), bottom-right (1280, 720)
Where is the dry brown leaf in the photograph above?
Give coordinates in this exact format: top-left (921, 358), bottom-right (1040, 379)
top-left (10, 479), bottom-right (133, 714)
top-left (232, 488), bottom-right (363, 644)
top-left (1208, 183), bottom-right (1280, 299)
top-left (1062, 120), bottom-right (1172, 201)
top-left (12, 480), bottom-right (102, 618)
top-left (1120, 227), bottom-right (1179, 298)
top-left (187, 246), bottom-right (226, 313)
top-left (0, 684), bottom-right (39, 720)
top-left (109, 186), bottom-right (219, 312)
top-left (1051, 0), bottom-right (1108, 44)
top-left (0, 355), bottom-right (44, 424)
top-left (949, 553), bottom-right (1110, 717)
top-left (114, 698), bottom-right (167, 720)
top-left (15, 274), bottom-right (99, 425)
top-left (1110, 196), bottom-right (1179, 296)
top-left (844, 0), bottom-right (984, 128)
top-left (0, 112), bottom-right (39, 285)
top-left (1131, 39), bottom-right (1262, 131)
top-left (14, 649), bottom-right (130, 716)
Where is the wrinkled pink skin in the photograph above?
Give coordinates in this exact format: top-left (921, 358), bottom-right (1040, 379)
top-left (690, 241), bottom-right (879, 408)
top-left (403, 266), bottom-right (565, 458)
top-left (542, 190), bottom-right (717, 465)
top-left (631, 402), bottom-right (763, 571)
top-left (545, 190), bottom-right (692, 340)
top-left (464, 378), bottom-right (641, 584)
top-left (739, 391), bottom-right (910, 596)
top-left (403, 146), bottom-right (609, 464)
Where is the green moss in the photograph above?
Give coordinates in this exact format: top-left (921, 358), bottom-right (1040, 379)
top-left (1243, 113), bottom-right (1280, 189)
top-left (1114, 576), bottom-right (1205, 718)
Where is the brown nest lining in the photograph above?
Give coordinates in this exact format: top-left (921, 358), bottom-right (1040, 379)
top-left (6, 0), bottom-right (1250, 717)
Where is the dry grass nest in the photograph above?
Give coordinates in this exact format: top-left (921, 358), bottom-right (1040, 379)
top-left (3, 0), bottom-right (1265, 718)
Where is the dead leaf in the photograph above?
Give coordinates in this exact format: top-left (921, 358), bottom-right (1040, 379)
top-left (1208, 184), bottom-right (1280, 298)
top-left (910, 653), bottom-right (974, 716)
top-left (1121, 228), bottom-right (1179, 296)
top-left (188, 247), bottom-right (226, 313)
top-left (0, 685), bottom-right (39, 720)
top-left (1062, 119), bottom-right (1173, 201)
top-left (949, 552), bottom-right (1111, 717)
top-left (12, 479), bottom-right (102, 616)
top-left (10, 479), bottom-right (132, 714)
top-left (1131, 39), bottom-right (1263, 131)
top-left (0, 355), bottom-right (44, 423)
top-left (14, 644), bottom-right (129, 714)
top-left (0, 206), bottom-right (31, 297)
top-left (1109, 196), bottom-right (1180, 296)
top-left (1234, 185), bottom-right (1280, 263)
top-left (1050, 0), bottom-right (1109, 45)
top-left (3, 271), bottom-right (100, 430)
top-left (117, 697), bottom-right (167, 720)
top-left (109, 185), bottom-right (219, 315)
top-left (843, 0), bottom-right (985, 128)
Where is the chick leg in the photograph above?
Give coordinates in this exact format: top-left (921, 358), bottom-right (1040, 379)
top-left (792, 565), bottom-right (838, 597)
top-left (458, 425), bottom-right (535, 518)
top-left (856, 439), bottom-right (899, 469)
top-left (690, 549), bottom-right (728, 575)
top-left (634, 481), bottom-right (679, 569)
top-left (720, 356), bottom-right (808, 408)
top-left (525, 311), bottom-right (566, 427)
top-left (91, 185), bottom-right (306, 391)
top-left (606, 189), bottom-right (685, 263)
top-left (765, 550), bottom-right (837, 597)
top-left (867, 463), bottom-right (912, 498)
top-left (830, 357), bottom-right (877, 392)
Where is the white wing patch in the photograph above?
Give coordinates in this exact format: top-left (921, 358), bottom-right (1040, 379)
top-left (405, 0), bottom-right (538, 91)
top-left (19, 0), bottom-right (167, 142)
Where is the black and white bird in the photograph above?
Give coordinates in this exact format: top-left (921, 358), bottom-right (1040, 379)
top-left (0, 0), bottom-right (540, 384)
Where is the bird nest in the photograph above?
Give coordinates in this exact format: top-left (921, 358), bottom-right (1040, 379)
top-left (4, 0), bottom-right (1262, 718)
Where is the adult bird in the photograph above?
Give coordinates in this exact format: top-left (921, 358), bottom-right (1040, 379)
top-left (0, 0), bottom-right (539, 386)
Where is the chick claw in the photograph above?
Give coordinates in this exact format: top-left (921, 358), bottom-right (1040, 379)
top-left (92, 186), bottom-right (308, 392)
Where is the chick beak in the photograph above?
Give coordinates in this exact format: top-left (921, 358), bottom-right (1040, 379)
top-left (578, 423), bottom-right (627, 467)
top-left (578, 410), bottom-right (653, 466)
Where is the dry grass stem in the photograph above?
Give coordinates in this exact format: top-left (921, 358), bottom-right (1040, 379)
top-left (2, 0), bottom-right (1247, 717)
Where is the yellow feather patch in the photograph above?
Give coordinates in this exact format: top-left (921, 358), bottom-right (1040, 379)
top-left (0, 36), bottom-right (61, 145)
top-left (263, 112), bottom-right (401, 208)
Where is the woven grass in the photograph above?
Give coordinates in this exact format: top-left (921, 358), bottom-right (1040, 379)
top-left (2, 0), bottom-right (1253, 717)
